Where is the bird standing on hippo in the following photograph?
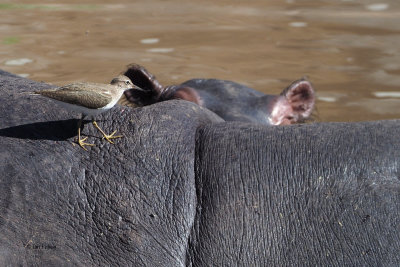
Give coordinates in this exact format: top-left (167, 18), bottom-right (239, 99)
top-left (33, 75), bottom-right (144, 150)
top-left (122, 63), bottom-right (315, 125)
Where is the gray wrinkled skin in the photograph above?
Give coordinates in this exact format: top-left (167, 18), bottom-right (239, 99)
top-left (0, 70), bottom-right (399, 266)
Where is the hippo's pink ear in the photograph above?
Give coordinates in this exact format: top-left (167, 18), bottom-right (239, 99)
top-left (269, 79), bottom-right (315, 125)
top-left (161, 85), bottom-right (203, 106)
top-left (122, 63), bottom-right (163, 95)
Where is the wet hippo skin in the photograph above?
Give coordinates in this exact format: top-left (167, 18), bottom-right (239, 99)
top-left (123, 64), bottom-right (315, 125)
top-left (0, 70), bottom-right (399, 266)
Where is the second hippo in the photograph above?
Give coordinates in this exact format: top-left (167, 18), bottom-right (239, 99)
top-left (122, 64), bottom-right (315, 125)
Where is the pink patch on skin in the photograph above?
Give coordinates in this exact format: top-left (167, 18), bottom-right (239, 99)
top-left (269, 79), bottom-right (315, 125)
top-left (268, 97), bottom-right (293, 125)
top-left (173, 87), bottom-right (203, 106)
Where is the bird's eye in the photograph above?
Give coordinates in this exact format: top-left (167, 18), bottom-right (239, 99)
top-left (125, 80), bottom-right (131, 85)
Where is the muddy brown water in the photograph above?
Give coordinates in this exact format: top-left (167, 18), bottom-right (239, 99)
top-left (1, 0), bottom-right (400, 122)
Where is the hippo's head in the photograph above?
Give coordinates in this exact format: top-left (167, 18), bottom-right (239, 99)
top-left (121, 63), bottom-right (315, 126)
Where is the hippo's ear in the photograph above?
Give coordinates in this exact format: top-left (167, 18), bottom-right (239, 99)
top-left (269, 79), bottom-right (315, 125)
top-left (160, 85), bottom-right (203, 106)
top-left (122, 63), bottom-right (163, 94)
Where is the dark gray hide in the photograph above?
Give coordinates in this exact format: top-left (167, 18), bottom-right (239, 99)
top-left (0, 70), bottom-right (399, 266)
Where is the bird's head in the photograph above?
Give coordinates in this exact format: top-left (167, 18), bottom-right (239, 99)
top-left (110, 75), bottom-right (145, 92)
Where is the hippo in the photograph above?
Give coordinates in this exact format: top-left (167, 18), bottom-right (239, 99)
top-left (0, 70), bottom-right (399, 266)
top-left (122, 64), bottom-right (315, 125)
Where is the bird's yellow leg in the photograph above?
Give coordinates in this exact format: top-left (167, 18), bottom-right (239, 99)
top-left (76, 118), bottom-right (95, 150)
top-left (92, 120), bottom-right (123, 144)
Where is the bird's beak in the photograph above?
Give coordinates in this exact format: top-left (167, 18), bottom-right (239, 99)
top-left (129, 85), bottom-right (147, 92)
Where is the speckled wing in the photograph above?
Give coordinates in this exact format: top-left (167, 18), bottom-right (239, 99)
top-left (37, 84), bottom-right (112, 109)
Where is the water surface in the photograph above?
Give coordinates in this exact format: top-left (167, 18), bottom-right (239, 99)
top-left (1, 0), bottom-right (400, 122)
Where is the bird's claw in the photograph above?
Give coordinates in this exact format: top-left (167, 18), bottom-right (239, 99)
top-left (77, 136), bottom-right (95, 151)
top-left (102, 130), bottom-right (124, 144)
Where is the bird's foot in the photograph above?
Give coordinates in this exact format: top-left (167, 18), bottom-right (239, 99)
top-left (77, 136), bottom-right (95, 151)
top-left (101, 130), bottom-right (123, 144)
top-left (92, 121), bottom-right (123, 144)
